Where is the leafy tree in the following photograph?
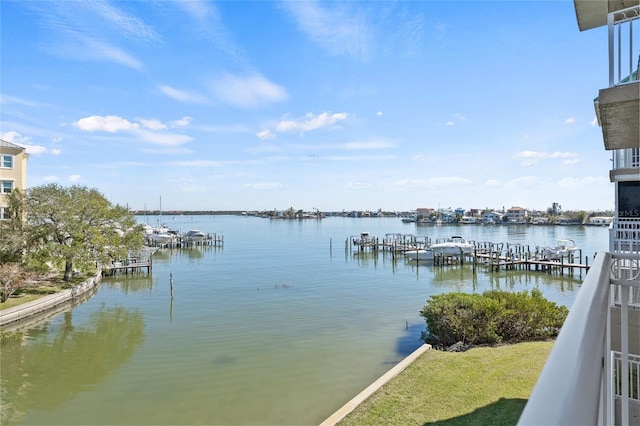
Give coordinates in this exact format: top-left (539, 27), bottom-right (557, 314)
top-left (0, 189), bottom-right (27, 263)
top-left (24, 184), bottom-right (144, 281)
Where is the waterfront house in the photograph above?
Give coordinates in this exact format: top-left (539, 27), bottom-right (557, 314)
top-left (505, 206), bottom-right (529, 223)
top-left (590, 216), bottom-right (615, 226)
top-left (0, 139), bottom-right (28, 220)
top-left (481, 211), bottom-right (502, 224)
top-left (519, 1), bottom-right (640, 424)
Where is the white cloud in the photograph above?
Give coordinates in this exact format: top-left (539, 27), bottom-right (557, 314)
top-left (51, 148), bottom-right (62, 155)
top-left (276, 112), bottom-right (348, 133)
top-left (73, 115), bottom-right (192, 146)
top-left (445, 121), bottom-right (454, 126)
top-left (159, 85), bottom-right (208, 104)
top-left (210, 73), bottom-right (287, 108)
top-left (257, 129), bottom-right (275, 140)
top-left (591, 116), bottom-right (599, 126)
top-left (77, 0), bottom-right (158, 41)
top-left (74, 115), bottom-right (140, 133)
top-left (23, 144), bottom-right (48, 155)
top-left (376, 111), bottom-right (383, 116)
top-left (81, 37), bottom-right (143, 71)
top-left (565, 117), bottom-right (576, 124)
top-left (140, 119), bottom-right (167, 131)
top-left (513, 150), bottom-right (579, 166)
top-left (282, 1), bottom-right (372, 59)
top-left (68, 175), bottom-right (81, 182)
top-left (171, 116), bottom-right (193, 128)
top-left (0, 95), bottom-right (40, 107)
top-left (484, 179), bottom-right (501, 187)
top-left (43, 175), bottom-right (58, 182)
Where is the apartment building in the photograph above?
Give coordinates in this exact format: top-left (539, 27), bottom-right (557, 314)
top-left (0, 139), bottom-right (29, 220)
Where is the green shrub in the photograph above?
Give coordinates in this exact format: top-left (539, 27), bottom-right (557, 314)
top-left (420, 288), bottom-right (568, 347)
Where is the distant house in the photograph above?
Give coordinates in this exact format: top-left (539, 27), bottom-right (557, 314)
top-left (481, 211), bottom-right (502, 224)
top-left (0, 139), bottom-right (29, 220)
top-left (505, 206), bottom-right (529, 223)
top-left (589, 216), bottom-right (613, 226)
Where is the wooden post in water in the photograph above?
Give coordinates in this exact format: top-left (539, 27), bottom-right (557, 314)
top-left (170, 272), bottom-right (174, 298)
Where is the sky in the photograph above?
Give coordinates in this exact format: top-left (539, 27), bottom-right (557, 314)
top-left (0, 0), bottom-right (617, 213)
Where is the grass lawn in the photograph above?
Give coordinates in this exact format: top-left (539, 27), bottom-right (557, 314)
top-left (0, 275), bottom-right (87, 311)
top-left (338, 341), bottom-right (554, 426)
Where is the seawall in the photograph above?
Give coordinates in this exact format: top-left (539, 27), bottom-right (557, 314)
top-left (0, 270), bottom-right (102, 329)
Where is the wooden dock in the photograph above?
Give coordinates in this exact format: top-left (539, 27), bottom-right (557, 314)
top-left (472, 251), bottom-right (590, 274)
top-left (343, 233), bottom-right (592, 275)
top-left (103, 247), bottom-right (158, 276)
top-left (145, 233), bottom-right (224, 249)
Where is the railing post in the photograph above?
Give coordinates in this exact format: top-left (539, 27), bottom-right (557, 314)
top-left (609, 12), bottom-right (615, 87)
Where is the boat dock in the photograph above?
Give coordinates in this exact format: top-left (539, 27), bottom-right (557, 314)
top-left (103, 247), bottom-right (158, 276)
top-left (145, 233), bottom-right (224, 249)
top-left (343, 233), bottom-right (592, 275)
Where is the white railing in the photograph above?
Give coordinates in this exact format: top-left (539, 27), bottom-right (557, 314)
top-left (608, 5), bottom-right (640, 87)
top-left (518, 253), bottom-right (611, 425)
top-left (612, 352), bottom-right (640, 401)
top-left (610, 218), bottom-right (640, 254)
top-left (612, 148), bottom-right (640, 170)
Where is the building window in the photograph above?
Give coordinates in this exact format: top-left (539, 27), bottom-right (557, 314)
top-left (1, 181), bottom-right (13, 194)
top-left (618, 181), bottom-right (640, 218)
top-left (632, 147), bottom-right (639, 168)
top-left (1, 155), bottom-right (13, 169)
top-left (0, 207), bottom-right (6, 220)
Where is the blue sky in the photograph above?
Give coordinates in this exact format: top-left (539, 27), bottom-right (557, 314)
top-left (1, 0), bottom-right (614, 212)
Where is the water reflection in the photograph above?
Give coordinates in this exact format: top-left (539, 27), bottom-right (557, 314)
top-left (0, 307), bottom-right (144, 425)
top-left (103, 274), bottom-right (154, 293)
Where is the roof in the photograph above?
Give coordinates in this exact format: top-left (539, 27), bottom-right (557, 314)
top-left (574, 0), bottom-right (640, 31)
top-left (0, 139), bottom-right (26, 150)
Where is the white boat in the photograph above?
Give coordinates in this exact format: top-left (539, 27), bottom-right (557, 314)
top-left (183, 230), bottom-right (206, 243)
top-left (430, 236), bottom-right (474, 256)
top-left (541, 239), bottom-right (580, 260)
top-left (148, 231), bottom-right (174, 245)
top-left (404, 248), bottom-right (435, 261)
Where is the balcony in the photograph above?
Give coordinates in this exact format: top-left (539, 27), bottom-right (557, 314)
top-left (594, 4), bottom-right (640, 151)
top-left (519, 251), bottom-right (640, 425)
top-left (611, 148), bottom-right (640, 181)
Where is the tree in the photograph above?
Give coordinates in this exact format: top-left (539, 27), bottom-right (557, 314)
top-left (0, 189), bottom-right (26, 263)
top-left (24, 184), bottom-right (144, 281)
top-left (0, 263), bottom-right (35, 303)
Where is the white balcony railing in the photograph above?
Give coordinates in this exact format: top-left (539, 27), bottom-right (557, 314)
top-left (612, 351), bottom-right (640, 401)
top-left (518, 253), bottom-right (610, 425)
top-left (608, 5), bottom-right (640, 87)
top-left (612, 148), bottom-right (640, 170)
top-left (519, 252), bottom-right (640, 425)
top-left (610, 218), bottom-right (640, 254)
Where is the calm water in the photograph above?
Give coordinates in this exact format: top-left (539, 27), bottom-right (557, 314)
top-left (0, 216), bottom-right (609, 425)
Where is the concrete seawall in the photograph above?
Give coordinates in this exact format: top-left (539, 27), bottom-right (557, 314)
top-left (0, 271), bottom-right (102, 329)
top-left (320, 343), bottom-right (432, 425)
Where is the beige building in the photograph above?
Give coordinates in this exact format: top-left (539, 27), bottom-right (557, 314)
top-left (0, 139), bottom-right (29, 220)
top-left (505, 206), bottom-right (528, 223)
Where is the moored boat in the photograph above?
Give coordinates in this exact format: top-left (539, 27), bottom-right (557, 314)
top-left (183, 230), bottom-right (206, 243)
top-left (541, 239), bottom-right (580, 260)
top-left (403, 248), bottom-right (435, 261)
top-left (430, 236), bottom-right (474, 256)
